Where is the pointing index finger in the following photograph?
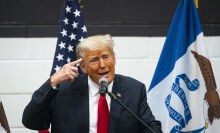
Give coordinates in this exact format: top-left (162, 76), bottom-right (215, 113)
top-left (70, 58), bottom-right (82, 66)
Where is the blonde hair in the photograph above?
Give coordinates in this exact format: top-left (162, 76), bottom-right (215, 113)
top-left (76, 34), bottom-right (115, 59)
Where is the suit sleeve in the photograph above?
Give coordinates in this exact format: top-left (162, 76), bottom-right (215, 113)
top-left (22, 79), bottom-right (58, 130)
top-left (138, 84), bottom-right (162, 133)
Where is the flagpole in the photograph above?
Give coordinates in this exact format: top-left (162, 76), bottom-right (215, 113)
top-left (0, 98), bottom-right (11, 133)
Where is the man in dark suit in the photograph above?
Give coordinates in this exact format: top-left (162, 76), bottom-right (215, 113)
top-left (22, 34), bottom-right (162, 133)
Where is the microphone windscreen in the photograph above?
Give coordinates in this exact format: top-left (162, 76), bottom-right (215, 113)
top-left (99, 78), bottom-right (108, 85)
top-left (99, 78), bottom-right (108, 96)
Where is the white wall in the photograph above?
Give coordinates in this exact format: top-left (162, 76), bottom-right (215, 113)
top-left (0, 36), bottom-right (220, 133)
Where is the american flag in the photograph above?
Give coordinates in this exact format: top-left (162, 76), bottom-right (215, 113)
top-left (39, 0), bottom-right (87, 133)
top-left (50, 0), bottom-right (88, 76)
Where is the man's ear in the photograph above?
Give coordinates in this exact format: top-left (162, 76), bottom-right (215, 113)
top-left (80, 61), bottom-right (87, 74)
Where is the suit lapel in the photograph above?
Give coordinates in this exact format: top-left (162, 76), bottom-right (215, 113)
top-left (75, 74), bottom-right (124, 133)
top-left (108, 74), bottom-right (124, 133)
top-left (75, 75), bottom-right (89, 133)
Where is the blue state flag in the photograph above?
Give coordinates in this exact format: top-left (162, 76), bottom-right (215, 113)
top-left (50, 0), bottom-right (88, 76)
top-left (147, 0), bottom-right (220, 132)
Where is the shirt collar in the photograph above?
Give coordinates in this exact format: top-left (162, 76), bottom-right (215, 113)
top-left (88, 76), bottom-right (113, 97)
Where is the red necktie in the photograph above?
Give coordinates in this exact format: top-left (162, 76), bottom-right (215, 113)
top-left (97, 95), bottom-right (109, 133)
top-left (38, 130), bottom-right (50, 133)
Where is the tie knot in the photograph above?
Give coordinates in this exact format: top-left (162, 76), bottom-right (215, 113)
top-left (100, 95), bottom-right (106, 99)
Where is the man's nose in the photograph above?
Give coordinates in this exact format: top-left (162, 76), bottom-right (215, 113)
top-left (100, 59), bottom-right (106, 68)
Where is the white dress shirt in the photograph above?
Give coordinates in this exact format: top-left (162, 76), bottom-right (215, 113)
top-left (88, 76), bottom-right (113, 133)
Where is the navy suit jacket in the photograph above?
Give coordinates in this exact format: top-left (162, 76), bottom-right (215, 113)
top-left (22, 74), bottom-right (162, 133)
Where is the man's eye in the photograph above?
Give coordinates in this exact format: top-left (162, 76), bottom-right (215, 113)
top-left (90, 58), bottom-right (98, 62)
top-left (103, 55), bottom-right (109, 59)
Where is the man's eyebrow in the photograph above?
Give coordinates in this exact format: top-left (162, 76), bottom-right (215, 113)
top-left (89, 56), bottom-right (99, 61)
top-left (102, 52), bottom-right (110, 55)
top-left (89, 56), bottom-right (98, 59)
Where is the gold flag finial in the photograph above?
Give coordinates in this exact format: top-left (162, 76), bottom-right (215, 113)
top-left (78, 0), bottom-right (85, 8)
top-left (195, 0), bottom-right (198, 8)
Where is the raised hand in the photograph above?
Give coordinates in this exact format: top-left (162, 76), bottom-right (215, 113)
top-left (50, 58), bottom-right (82, 87)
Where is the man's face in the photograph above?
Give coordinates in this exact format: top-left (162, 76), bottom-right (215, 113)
top-left (80, 46), bottom-right (116, 85)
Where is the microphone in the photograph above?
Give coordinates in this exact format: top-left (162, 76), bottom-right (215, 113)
top-left (99, 78), bottom-right (108, 96)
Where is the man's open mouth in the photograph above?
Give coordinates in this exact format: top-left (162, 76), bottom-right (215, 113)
top-left (99, 71), bottom-right (109, 77)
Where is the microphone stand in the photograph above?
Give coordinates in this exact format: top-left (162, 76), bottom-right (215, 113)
top-left (107, 91), bottom-right (156, 133)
